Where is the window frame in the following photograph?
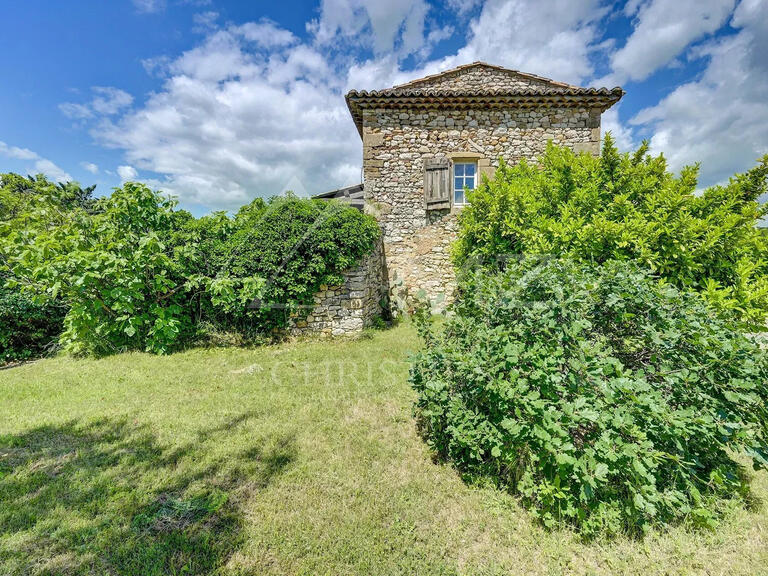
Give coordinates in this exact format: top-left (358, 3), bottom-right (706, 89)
top-left (452, 161), bottom-right (477, 207)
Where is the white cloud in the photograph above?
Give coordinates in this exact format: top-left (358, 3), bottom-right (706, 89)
top-left (236, 20), bottom-right (297, 48)
top-left (309, 0), bottom-right (431, 57)
top-left (601, 107), bottom-right (635, 151)
top-left (90, 87), bottom-right (134, 115)
top-left (165, 29), bottom-right (260, 83)
top-left (192, 11), bottom-right (219, 34)
top-left (133, 0), bottom-right (165, 14)
top-left (58, 103), bottom-right (92, 120)
top-left (602, 0), bottom-right (735, 85)
top-left (0, 141), bottom-right (39, 161)
top-left (623, 0), bottom-right (644, 17)
top-left (117, 165), bottom-right (139, 182)
top-left (141, 55), bottom-right (173, 77)
top-left (446, 0), bottom-right (483, 16)
top-left (95, 24), bottom-right (360, 210)
top-left (0, 140), bottom-right (72, 182)
top-left (448, 0), bottom-right (609, 85)
top-left (81, 162), bottom-right (99, 174)
top-left (33, 159), bottom-right (73, 183)
top-left (347, 0), bottom-right (610, 90)
top-left (60, 87), bottom-right (133, 120)
top-left (630, 0), bottom-right (768, 186)
top-left (424, 24), bottom-right (454, 49)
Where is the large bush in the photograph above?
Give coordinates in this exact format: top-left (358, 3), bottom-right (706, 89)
top-left (1, 183), bottom-right (380, 355)
top-left (172, 194), bottom-right (380, 333)
top-left (410, 258), bottom-right (768, 536)
top-left (220, 196), bottom-right (380, 328)
top-left (0, 284), bottom-right (64, 362)
top-left (0, 174), bottom-right (97, 361)
top-left (2, 183), bottom-right (194, 355)
top-left (454, 137), bottom-right (768, 328)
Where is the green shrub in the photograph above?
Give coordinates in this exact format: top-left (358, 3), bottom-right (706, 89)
top-left (0, 284), bottom-right (64, 362)
top-left (410, 257), bottom-right (768, 536)
top-left (2, 183), bottom-right (380, 355)
top-left (0, 173), bottom-right (99, 360)
top-left (454, 137), bottom-right (768, 328)
top-left (2, 183), bottom-right (195, 355)
top-left (214, 195), bottom-right (380, 329)
top-left (0, 173), bottom-right (97, 220)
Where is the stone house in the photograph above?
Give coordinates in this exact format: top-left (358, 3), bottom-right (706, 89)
top-left (302, 62), bottom-right (623, 334)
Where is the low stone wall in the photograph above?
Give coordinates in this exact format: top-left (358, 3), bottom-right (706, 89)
top-left (290, 238), bottom-right (386, 336)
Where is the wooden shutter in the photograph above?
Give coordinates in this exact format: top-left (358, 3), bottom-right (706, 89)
top-left (424, 158), bottom-right (450, 210)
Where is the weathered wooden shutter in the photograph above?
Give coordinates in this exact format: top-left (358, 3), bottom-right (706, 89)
top-left (424, 158), bottom-right (450, 210)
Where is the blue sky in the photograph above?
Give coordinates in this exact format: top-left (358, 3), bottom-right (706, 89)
top-left (0, 0), bottom-right (766, 214)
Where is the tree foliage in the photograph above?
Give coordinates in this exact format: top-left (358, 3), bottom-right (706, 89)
top-left (221, 196), bottom-right (381, 328)
top-left (411, 257), bottom-right (768, 536)
top-left (0, 174), bottom-right (96, 361)
top-left (2, 183), bottom-right (193, 355)
top-left (171, 195), bottom-right (381, 333)
top-left (0, 173), bottom-right (97, 220)
top-left (454, 137), bottom-right (768, 328)
top-left (0, 287), bottom-right (64, 362)
top-left (1, 180), bottom-right (379, 356)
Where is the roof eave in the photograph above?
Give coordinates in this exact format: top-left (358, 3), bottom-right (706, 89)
top-left (313, 182), bottom-right (364, 199)
top-left (345, 88), bottom-right (624, 136)
top-left (345, 93), bottom-right (364, 139)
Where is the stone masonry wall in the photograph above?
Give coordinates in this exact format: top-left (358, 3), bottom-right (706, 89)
top-left (363, 105), bottom-right (601, 308)
top-left (396, 66), bottom-right (570, 93)
top-left (290, 238), bottom-right (385, 336)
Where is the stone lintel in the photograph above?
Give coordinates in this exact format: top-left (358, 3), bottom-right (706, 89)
top-left (446, 151), bottom-right (485, 160)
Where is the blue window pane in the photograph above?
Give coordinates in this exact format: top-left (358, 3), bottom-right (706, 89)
top-left (454, 189), bottom-right (465, 204)
top-left (454, 177), bottom-right (463, 191)
top-left (454, 164), bottom-right (464, 176)
top-left (465, 164), bottom-right (475, 176)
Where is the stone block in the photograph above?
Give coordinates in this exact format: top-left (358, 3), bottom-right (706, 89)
top-left (573, 141), bottom-right (599, 155)
top-left (364, 132), bottom-right (384, 147)
top-left (480, 166), bottom-right (495, 179)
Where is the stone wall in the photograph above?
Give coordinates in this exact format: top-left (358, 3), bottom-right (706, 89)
top-left (384, 209), bottom-right (458, 313)
top-left (396, 66), bottom-right (571, 93)
top-left (290, 238), bottom-right (385, 336)
top-left (363, 105), bottom-right (601, 308)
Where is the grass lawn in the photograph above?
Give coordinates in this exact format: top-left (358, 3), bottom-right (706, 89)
top-left (1, 322), bottom-right (767, 575)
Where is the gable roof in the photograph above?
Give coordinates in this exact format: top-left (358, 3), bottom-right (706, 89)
top-left (345, 62), bottom-right (624, 137)
top-left (387, 61), bottom-right (582, 93)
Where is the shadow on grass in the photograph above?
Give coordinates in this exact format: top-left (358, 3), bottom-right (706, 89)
top-left (0, 414), bottom-right (296, 575)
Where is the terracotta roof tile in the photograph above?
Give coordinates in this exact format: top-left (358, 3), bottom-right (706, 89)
top-left (343, 62), bottom-right (624, 138)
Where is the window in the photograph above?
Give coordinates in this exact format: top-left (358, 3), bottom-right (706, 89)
top-left (453, 162), bottom-right (476, 206)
